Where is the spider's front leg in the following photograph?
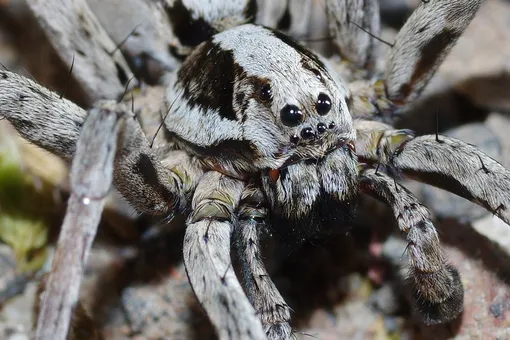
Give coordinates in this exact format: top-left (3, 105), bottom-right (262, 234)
top-left (356, 120), bottom-right (510, 323)
top-left (389, 135), bottom-right (510, 224)
top-left (384, 0), bottom-right (484, 105)
top-left (360, 169), bottom-right (463, 324)
top-left (184, 172), bottom-right (266, 340)
top-left (235, 184), bottom-right (292, 339)
top-left (325, 0), bottom-right (380, 72)
top-left (355, 120), bottom-right (510, 225)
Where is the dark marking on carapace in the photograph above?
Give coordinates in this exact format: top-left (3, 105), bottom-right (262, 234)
top-left (235, 92), bottom-right (245, 107)
top-left (250, 76), bottom-right (273, 107)
top-left (178, 41), bottom-right (237, 120)
top-left (300, 58), bottom-right (327, 85)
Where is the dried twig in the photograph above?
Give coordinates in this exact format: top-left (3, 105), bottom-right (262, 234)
top-left (34, 101), bottom-right (123, 340)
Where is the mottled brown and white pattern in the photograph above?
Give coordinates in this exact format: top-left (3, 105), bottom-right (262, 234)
top-left (0, 1), bottom-right (505, 340)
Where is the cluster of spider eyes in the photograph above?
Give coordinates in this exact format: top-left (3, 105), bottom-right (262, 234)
top-left (259, 80), bottom-right (335, 144)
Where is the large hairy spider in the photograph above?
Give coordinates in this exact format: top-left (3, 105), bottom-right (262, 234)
top-left (0, 0), bottom-right (507, 339)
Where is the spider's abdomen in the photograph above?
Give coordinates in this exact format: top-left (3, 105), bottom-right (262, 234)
top-left (163, 24), bottom-right (355, 179)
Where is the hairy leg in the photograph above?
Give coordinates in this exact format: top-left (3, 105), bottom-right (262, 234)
top-left (0, 70), bottom-right (184, 216)
top-left (385, 0), bottom-right (484, 104)
top-left (345, 0), bottom-right (483, 120)
top-left (360, 168), bottom-right (464, 324)
top-left (236, 184), bottom-right (292, 339)
top-left (389, 135), bottom-right (510, 224)
top-left (184, 172), bottom-right (266, 339)
top-left (355, 120), bottom-right (510, 224)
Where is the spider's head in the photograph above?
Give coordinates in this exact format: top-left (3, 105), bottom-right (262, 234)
top-left (164, 24), bottom-right (355, 179)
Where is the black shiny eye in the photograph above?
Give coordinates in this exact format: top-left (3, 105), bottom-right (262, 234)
top-left (280, 104), bottom-right (303, 127)
top-left (317, 123), bottom-right (327, 134)
top-left (300, 127), bottom-right (315, 140)
top-left (259, 83), bottom-right (272, 102)
top-left (316, 93), bottom-right (332, 115)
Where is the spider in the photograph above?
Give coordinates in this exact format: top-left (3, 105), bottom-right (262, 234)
top-left (0, 0), bottom-right (507, 339)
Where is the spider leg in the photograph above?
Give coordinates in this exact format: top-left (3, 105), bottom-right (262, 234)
top-left (0, 70), bottom-right (186, 215)
top-left (345, 0), bottom-right (483, 120)
top-left (184, 172), bottom-right (266, 339)
top-left (360, 168), bottom-right (463, 324)
top-left (324, 0), bottom-right (380, 72)
top-left (34, 101), bottom-right (124, 339)
top-left (236, 184), bottom-right (292, 340)
top-left (0, 70), bottom-right (86, 159)
top-left (355, 121), bottom-right (510, 225)
top-left (384, 0), bottom-right (483, 105)
top-left (389, 135), bottom-right (510, 225)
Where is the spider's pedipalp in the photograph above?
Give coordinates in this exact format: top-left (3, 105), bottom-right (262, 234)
top-left (385, 0), bottom-right (483, 105)
top-left (354, 119), bottom-right (414, 165)
top-left (389, 135), bottom-right (510, 225)
top-left (184, 172), bottom-right (266, 339)
top-left (236, 184), bottom-right (292, 339)
top-left (360, 169), bottom-right (464, 325)
top-left (324, 0), bottom-right (380, 72)
top-left (112, 115), bottom-right (191, 215)
top-left (35, 101), bottom-right (124, 340)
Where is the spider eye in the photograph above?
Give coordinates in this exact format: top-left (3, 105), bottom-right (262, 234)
top-left (258, 83), bottom-right (272, 102)
top-left (317, 122), bottom-right (327, 134)
top-left (280, 104), bottom-right (303, 127)
top-left (316, 93), bottom-right (331, 115)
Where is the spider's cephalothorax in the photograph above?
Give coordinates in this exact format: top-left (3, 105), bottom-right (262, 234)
top-left (164, 24), bottom-right (359, 238)
top-left (2, 1), bottom-right (508, 340)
